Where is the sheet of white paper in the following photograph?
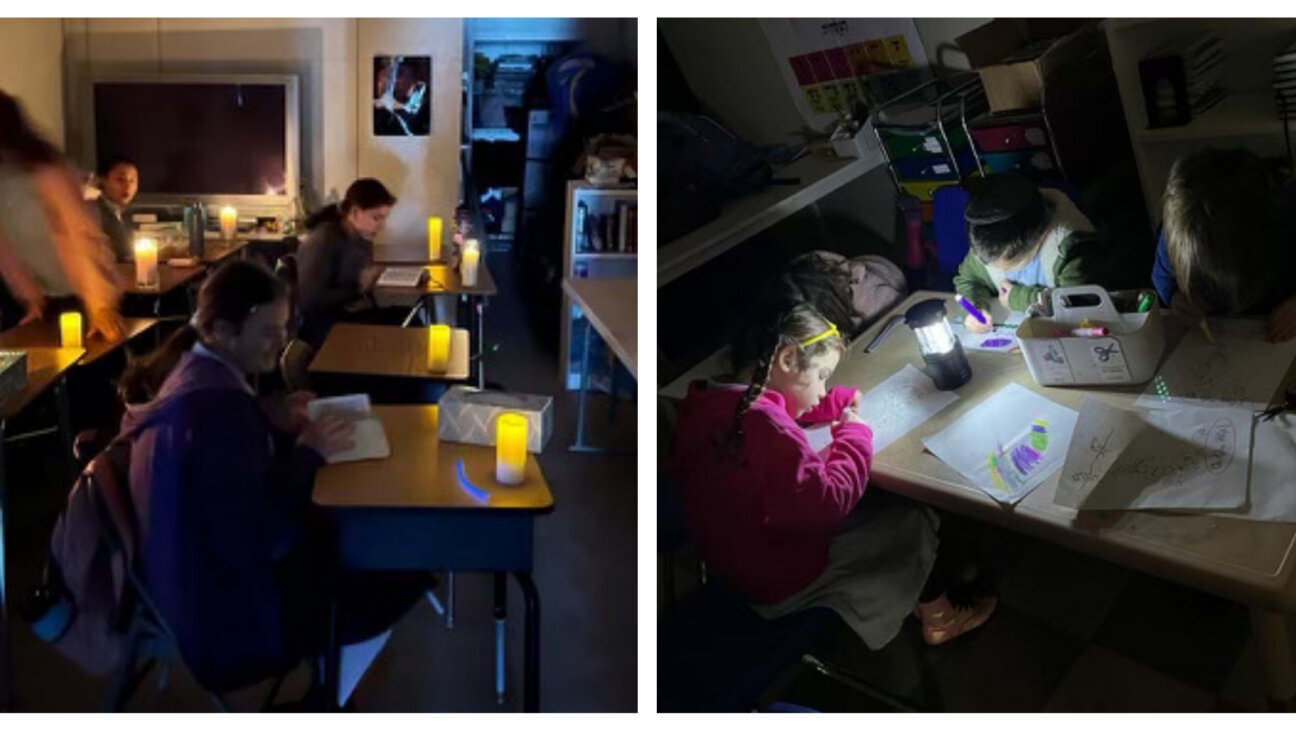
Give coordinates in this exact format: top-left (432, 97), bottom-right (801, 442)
top-left (950, 321), bottom-right (1020, 353)
top-left (921, 383), bottom-right (1078, 504)
top-left (855, 364), bottom-right (960, 453)
top-left (1135, 318), bottom-right (1296, 411)
top-left (1055, 396), bottom-right (1250, 511)
top-left (803, 424), bottom-right (833, 454)
top-left (1211, 415), bottom-right (1296, 522)
top-left (306, 393), bottom-right (372, 421)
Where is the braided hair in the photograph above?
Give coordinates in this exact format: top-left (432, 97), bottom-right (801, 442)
top-left (722, 302), bottom-right (845, 459)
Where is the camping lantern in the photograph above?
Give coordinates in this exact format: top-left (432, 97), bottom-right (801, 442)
top-left (905, 298), bottom-right (971, 390)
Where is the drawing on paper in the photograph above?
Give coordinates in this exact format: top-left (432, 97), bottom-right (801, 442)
top-left (987, 419), bottom-right (1050, 494)
top-left (1072, 417), bottom-right (1236, 493)
top-left (1136, 321), bottom-right (1296, 410)
top-left (981, 338), bottom-right (1014, 348)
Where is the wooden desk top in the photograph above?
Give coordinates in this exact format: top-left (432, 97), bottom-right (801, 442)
top-left (372, 262), bottom-right (498, 300)
top-left (117, 262), bottom-right (207, 296)
top-left (201, 239), bottom-right (251, 263)
top-left (313, 405), bottom-right (554, 511)
top-left (835, 290), bottom-right (1296, 611)
top-left (309, 323), bottom-right (471, 381)
top-left (0, 347), bottom-right (82, 420)
top-left (0, 317), bottom-right (156, 367)
top-left (562, 277), bottom-right (637, 378)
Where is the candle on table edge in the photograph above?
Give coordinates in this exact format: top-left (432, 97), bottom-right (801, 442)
top-left (495, 412), bottom-right (527, 485)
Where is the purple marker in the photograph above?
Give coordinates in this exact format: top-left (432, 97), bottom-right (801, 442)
top-left (956, 294), bottom-right (987, 324)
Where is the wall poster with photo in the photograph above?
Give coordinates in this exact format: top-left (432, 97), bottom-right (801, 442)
top-left (373, 55), bottom-right (431, 136)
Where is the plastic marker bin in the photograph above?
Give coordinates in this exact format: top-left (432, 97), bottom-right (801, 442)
top-left (1015, 285), bottom-right (1164, 386)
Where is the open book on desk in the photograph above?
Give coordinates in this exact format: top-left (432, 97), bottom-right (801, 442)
top-left (305, 394), bottom-right (391, 464)
top-left (376, 266), bottom-right (427, 288)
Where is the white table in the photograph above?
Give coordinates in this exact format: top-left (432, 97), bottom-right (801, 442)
top-left (561, 278), bottom-right (636, 452)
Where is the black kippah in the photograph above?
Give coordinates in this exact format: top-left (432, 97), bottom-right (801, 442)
top-left (964, 174), bottom-right (1040, 226)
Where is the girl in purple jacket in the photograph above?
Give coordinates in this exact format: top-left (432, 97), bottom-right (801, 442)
top-left (118, 260), bottom-right (424, 699)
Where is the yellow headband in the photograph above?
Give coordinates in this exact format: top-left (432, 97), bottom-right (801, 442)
top-left (799, 321), bottom-right (840, 348)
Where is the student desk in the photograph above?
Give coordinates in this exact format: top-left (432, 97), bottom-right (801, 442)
top-left (313, 405), bottom-right (554, 712)
top-left (309, 323), bottom-right (472, 383)
top-left (561, 278), bottom-right (636, 452)
top-left (373, 243), bottom-right (451, 266)
top-left (200, 238), bottom-right (251, 264)
top-left (0, 347), bottom-right (83, 709)
top-left (116, 262), bottom-right (207, 317)
top-left (373, 264), bottom-right (498, 389)
top-left (0, 317), bottom-right (157, 366)
top-left (839, 290), bottom-right (1296, 708)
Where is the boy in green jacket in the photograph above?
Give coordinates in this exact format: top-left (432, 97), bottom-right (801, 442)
top-left (954, 174), bottom-right (1111, 333)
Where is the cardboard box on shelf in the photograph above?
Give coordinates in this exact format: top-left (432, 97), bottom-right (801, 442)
top-left (956, 19), bottom-right (1100, 113)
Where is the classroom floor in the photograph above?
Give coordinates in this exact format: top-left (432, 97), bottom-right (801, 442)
top-left (770, 519), bottom-right (1280, 713)
top-left (3, 249), bottom-right (638, 712)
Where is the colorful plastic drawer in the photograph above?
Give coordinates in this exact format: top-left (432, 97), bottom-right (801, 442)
top-left (892, 156), bottom-right (960, 181)
top-left (898, 180), bottom-right (956, 202)
top-left (969, 123), bottom-right (1050, 153)
top-left (878, 125), bottom-right (968, 160)
top-left (981, 150), bottom-right (1057, 175)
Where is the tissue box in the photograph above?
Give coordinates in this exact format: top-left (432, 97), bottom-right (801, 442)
top-left (0, 350), bottom-right (28, 406)
top-left (437, 386), bottom-right (553, 453)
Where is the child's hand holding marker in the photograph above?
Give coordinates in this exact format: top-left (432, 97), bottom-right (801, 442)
top-left (956, 294), bottom-right (992, 334)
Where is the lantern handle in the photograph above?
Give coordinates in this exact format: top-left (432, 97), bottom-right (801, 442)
top-left (864, 313), bottom-right (905, 354)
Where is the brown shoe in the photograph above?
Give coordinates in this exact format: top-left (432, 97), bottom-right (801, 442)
top-left (914, 593), bottom-right (996, 646)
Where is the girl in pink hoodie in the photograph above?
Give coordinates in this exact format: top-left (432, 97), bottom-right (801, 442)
top-left (670, 302), bottom-right (995, 647)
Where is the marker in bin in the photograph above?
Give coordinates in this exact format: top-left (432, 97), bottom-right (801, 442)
top-left (1056, 326), bottom-right (1110, 337)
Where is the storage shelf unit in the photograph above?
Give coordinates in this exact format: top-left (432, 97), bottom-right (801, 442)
top-left (560, 181), bottom-right (637, 390)
top-left (1106, 18), bottom-right (1296, 221)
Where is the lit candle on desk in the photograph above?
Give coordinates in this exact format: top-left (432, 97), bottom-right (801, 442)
top-left (428, 216), bottom-right (443, 260)
top-left (427, 324), bottom-right (451, 372)
top-left (461, 247), bottom-right (480, 287)
top-left (134, 237), bottom-right (159, 289)
top-left (495, 413), bottom-right (527, 485)
top-left (59, 311), bottom-right (82, 348)
top-left (219, 206), bottom-right (237, 240)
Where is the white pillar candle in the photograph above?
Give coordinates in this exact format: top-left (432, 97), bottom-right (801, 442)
top-left (134, 237), bottom-right (159, 289)
top-left (495, 413), bottom-right (528, 485)
top-left (461, 247), bottom-right (480, 288)
top-left (427, 324), bottom-right (451, 372)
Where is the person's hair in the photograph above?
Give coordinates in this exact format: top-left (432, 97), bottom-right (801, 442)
top-left (304, 177), bottom-right (397, 230)
top-left (1162, 148), bottom-right (1278, 314)
top-left (119, 260), bottom-right (287, 404)
top-left (0, 89), bottom-right (62, 170)
top-left (776, 252), bottom-right (856, 339)
top-left (97, 155), bottom-right (137, 178)
top-left (723, 301), bottom-right (845, 458)
top-left (966, 175), bottom-right (1051, 265)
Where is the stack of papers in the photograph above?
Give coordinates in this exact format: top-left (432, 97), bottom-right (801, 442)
top-left (376, 266), bottom-right (427, 288)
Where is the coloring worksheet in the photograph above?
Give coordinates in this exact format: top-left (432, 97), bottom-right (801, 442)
top-left (921, 383), bottom-right (1078, 504)
top-left (1212, 414), bottom-right (1296, 522)
top-left (950, 321), bottom-right (1020, 353)
top-left (1135, 319), bottom-right (1296, 411)
top-left (855, 363), bottom-right (960, 453)
top-left (1054, 396), bottom-right (1249, 511)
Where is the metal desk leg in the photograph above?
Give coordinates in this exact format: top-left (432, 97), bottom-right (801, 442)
top-left (0, 417), bottom-right (10, 711)
top-left (493, 573), bottom-right (506, 706)
top-left (324, 594), bottom-right (340, 711)
top-left (446, 571), bottom-right (455, 629)
top-left (569, 317), bottom-right (594, 452)
top-left (475, 297), bottom-right (485, 390)
top-left (513, 572), bottom-right (539, 713)
top-left (1251, 607), bottom-right (1296, 710)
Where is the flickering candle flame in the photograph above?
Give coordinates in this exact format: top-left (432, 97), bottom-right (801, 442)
top-left (427, 324), bottom-right (451, 372)
top-left (60, 311), bottom-right (82, 349)
top-left (495, 412), bottom-right (527, 485)
top-left (219, 206), bottom-right (237, 240)
top-left (428, 216), bottom-right (443, 260)
top-left (134, 237), bottom-right (159, 289)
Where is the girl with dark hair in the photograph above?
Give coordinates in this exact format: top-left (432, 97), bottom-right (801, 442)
top-left (296, 178), bottom-right (398, 347)
top-left (119, 260), bottom-right (425, 699)
top-left (0, 89), bottom-right (122, 335)
top-left (669, 299), bottom-right (995, 648)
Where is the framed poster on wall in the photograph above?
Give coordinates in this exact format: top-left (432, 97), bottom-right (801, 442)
top-left (373, 55), bottom-right (432, 136)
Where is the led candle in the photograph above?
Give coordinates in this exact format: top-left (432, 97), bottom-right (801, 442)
top-left (427, 324), bottom-right (451, 372)
top-left (428, 216), bottom-right (443, 260)
top-left (59, 311), bottom-right (82, 348)
top-left (461, 247), bottom-right (481, 287)
top-left (134, 237), bottom-right (159, 289)
top-left (464, 237), bottom-right (480, 256)
top-left (219, 206), bottom-right (237, 240)
top-left (495, 413), bottom-right (527, 485)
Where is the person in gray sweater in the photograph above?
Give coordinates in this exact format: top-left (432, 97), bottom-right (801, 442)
top-left (296, 178), bottom-right (396, 347)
